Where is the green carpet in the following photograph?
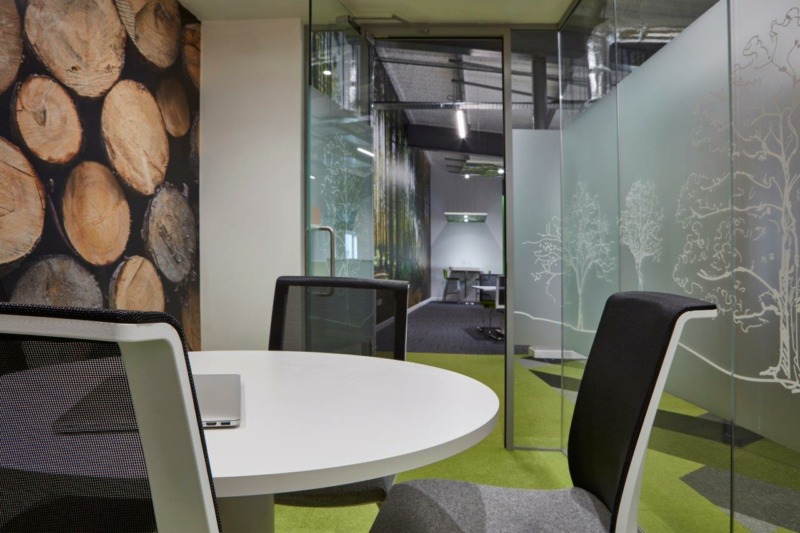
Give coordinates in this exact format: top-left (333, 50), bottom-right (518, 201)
top-left (274, 352), bottom-right (798, 532)
top-left (275, 352), bottom-right (570, 532)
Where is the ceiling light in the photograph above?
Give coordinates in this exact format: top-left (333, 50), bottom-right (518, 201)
top-left (498, 168), bottom-right (505, 175)
top-left (456, 109), bottom-right (467, 139)
top-left (357, 147), bottom-right (374, 158)
top-left (310, 175), bottom-right (316, 180)
top-left (445, 212), bottom-right (487, 223)
top-left (464, 174), bottom-right (470, 180)
top-left (322, 69), bottom-right (332, 76)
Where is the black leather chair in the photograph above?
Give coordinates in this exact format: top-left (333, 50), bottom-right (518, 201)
top-left (269, 275), bottom-right (409, 507)
top-left (0, 303), bottom-right (220, 532)
top-left (370, 292), bottom-right (717, 533)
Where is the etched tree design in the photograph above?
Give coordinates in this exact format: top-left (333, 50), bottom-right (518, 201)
top-left (528, 183), bottom-right (616, 330)
top-left (620, 180), bottom-right (664, 290)
top-left (675, 8), bottom-right (800, 392)
top-left (525, 216), bottom-right (562, 304)
top-left (320, 135), bottom-right (370, 277)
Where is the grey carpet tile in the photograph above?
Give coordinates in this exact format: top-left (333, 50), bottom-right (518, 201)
top-left (682, 466), bottom-right (800, 532)
top-left (407, 302), bottom-right (526, 355)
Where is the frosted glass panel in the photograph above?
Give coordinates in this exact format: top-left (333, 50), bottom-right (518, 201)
top-left (616, 3), bottom-right (734, 531)
top-left (728, 0), bottom-right (800, 529)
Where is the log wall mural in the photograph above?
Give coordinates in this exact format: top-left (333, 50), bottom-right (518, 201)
top-left (0, 0), bottom-right (201, 350)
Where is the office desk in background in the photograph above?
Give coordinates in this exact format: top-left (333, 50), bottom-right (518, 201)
top-left (192, 350), bottom-right (499, 532)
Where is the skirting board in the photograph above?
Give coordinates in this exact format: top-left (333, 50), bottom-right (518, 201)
top-left (528, 347), bottom-right (586, 360)
top-left (409, 297), bottom-right (436, 314)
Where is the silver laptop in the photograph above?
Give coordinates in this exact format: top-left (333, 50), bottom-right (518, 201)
top-left (193, 374), bottom-right (242, 428)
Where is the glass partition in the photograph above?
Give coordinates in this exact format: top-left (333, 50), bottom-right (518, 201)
top-left (558, 4), bottom-right (621, 452)
top-left (509, 30), bottom-right (563, 449)
top-left (729, 1), bottom-right (800, 530)
top-left (308, 0), bottom-right (374, 278)
top-left (559, 0), bottom-right (800, 530)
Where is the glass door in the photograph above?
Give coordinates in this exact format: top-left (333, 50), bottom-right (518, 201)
top-left (307, 0), bottom-right (374, 279)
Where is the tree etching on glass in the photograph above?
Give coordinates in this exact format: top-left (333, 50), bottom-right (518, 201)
top-left (675, 7), bottom-right (800, 392)
top-left (320, 134), bottom-right (369, 277)
top-left (620, 180), bottom-right (663, 290)
top-left (528, 182), bottom-right (615, 330)
top-left (525, 216), bottom-right (561, 304)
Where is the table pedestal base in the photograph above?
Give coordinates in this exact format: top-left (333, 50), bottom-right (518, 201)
top-left (218, 494), bottom-right (274, 533)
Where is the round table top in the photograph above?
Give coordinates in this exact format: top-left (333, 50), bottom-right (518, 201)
top-left (190, 350), bottom-right (499, 498)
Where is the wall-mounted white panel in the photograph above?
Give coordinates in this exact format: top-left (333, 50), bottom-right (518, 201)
top-left (200, 19), bottom-right (303, 350)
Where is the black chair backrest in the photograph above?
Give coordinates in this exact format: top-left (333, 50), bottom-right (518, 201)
top-left (270, 276), bottom-right (409, 360)
top-left (567, 292), bottom-right (715, 530)
top-left (0, 303), bottom-right (219, 532)
top-left (478, 273), bottom-right (497, 304)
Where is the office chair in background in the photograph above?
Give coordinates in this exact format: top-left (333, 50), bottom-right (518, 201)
top-left (269, 276), bottom-right (409, 507)
top-left (442, 269), bottom-right (463, 303)
top-left (371, 292), bottom-right (717, 533)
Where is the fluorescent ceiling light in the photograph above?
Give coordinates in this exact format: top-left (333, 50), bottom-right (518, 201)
top-left (357, 147), bottom-right (374, 157)
top-left (322, 69), bottom-right (332, 76)
top-left (455, 109), bottom-right (467, 139)
top-left (444, 212), bottom-right (487, 223)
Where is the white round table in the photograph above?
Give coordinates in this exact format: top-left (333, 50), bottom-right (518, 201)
top-left (189, 350), bottom-right (499, 532)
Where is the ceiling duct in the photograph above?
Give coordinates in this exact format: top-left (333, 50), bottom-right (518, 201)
top-left (586, 0), bottom-right (717, 102)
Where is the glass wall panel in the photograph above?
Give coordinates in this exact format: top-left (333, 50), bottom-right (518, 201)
top-left (308, 0), bottom-right (374, 278)
top-left (729, 0), bottom-right (800, 530)
top-left (559, 5), bottom-right (621, 451)
top-left (616, 2), bottom-right (733, 531)
top-left (510, 31), bottom-right (562, 449)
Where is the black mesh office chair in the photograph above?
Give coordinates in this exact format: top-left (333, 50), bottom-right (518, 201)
top-left (0, 303), bottom-right (220, 532)
top-left (371, 292), bottom-right (717, 533)
top-left (269, 276), bottom-right (409, 506)
top-left (442, 269), bottom-right (462, 302)
top-left (477, 273), bottom-right (503, 338)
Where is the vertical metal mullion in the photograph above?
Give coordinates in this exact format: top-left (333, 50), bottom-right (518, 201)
top-left (502, 28), bottom-right (515, 450)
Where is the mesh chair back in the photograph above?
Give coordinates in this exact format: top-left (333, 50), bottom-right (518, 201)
top-left (0, 304), bottom-right (219, 532)
top-left (477, 273), bottom-right (497, 306)
top-left (270, 276), bottom-right (409, 360)
top-left (567, 292), bottom-right (715, 530)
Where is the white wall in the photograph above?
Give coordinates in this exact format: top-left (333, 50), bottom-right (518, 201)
top-left (430, 160), bottom-right (504, 300)
top-left (200, 19), bottom-right (303, 350)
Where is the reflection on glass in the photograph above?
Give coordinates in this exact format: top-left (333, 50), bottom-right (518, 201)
top-left (308, 0), bottom-right (373, 279)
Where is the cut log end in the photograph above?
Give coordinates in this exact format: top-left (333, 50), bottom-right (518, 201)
top-left (110, 255), bottom-right (165, 311)
top-left (115, 0), bottom-right (181, 68)
top-left (0, 137), bottom-right (46, 266)
top-left (63, 161), bottom-right (130, 266)
top-left (181, 282), bottom-right (201, 350)
top-left (0, 0), bottom-right (23, 96)
top-left (25, 0), bottom-right (126, 98)
top-left (11, 255), bottom-right (103, 308)
top-left (156, 77), bottom-right (190, 137)
top-left (14, 75), bottom-right (82, 164)
top-left (143, 184), bottom-right (197, 284)
top-left (102, 80), bottom-right (169, 195)
top-left (182, 23), bottom-right (201, 90)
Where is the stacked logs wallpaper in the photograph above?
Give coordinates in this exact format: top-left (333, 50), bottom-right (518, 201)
top-left (0, 0), bottom-right (202, 350)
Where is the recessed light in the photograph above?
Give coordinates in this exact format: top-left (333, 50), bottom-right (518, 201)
top-left (456, 109), bottom-right (467, 139)
top-left (498, 168), bottom-right (505, 175)
top-left (465, 174), bottom-right (470, 179)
